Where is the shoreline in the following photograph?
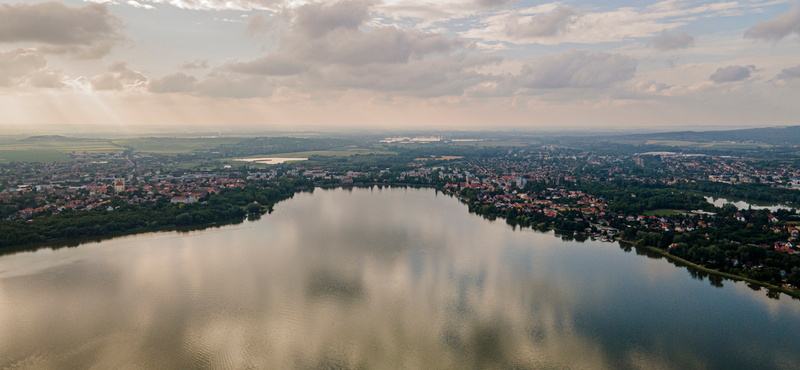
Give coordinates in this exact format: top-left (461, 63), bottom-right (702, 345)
top-left (616, 239), bottom-right (800, 299)
top-left (0, 184), bottom-right (434, 255)
top-left (445, 190), bottom-right (800, 300)
top-left (4, 186), bottom-right (800, 300)
top-left (0, 219), bottom-right (250, 257)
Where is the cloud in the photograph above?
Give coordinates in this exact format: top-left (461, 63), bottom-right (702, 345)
top-left (27, 68), bottom-right (66, 88)
top-left (517, 49), bottom-right (637, 89)
top-left (108, 0), bottom-right (285, 11)
top-left (148, 72), bottom-right (273, 98)
top-left (709, 65), bottom-right (756, 83)
top-left (744, 4), bottom-right (800, 41)
top-left (148, 72), bottom-right (197, 93)
top-left (648, 30), bottom-right (694, 50)
top-left (227, 55), bottom-right (311, 76)
top-left (475, 0), bottom-right (514, 8)
top-left (777, 64), bottom-right (800, 80)
top-left (503, 6), bottom-right (580, 39)
top-left (0, 48), bottom-right (65, 88)
top-left (302, 53), bottom-right (502, 97)
top-left (195, 74), bottom-right (274, 98)
top-left (245, 1), bottom-right (464, 66)
top-left (294, 0), bottom-right (372, 38)
top-left (180, 59), bottom-right (210, 69)
top-left (127, 1), bottom-right (156, 10)
top-left (636, 81), bottom-right (672, 93)
top-left (0, 2), bottom-right (124, 58)
top-left (227, 0), bottom-right (482, 97)
top-left (0, 48), bottom-right (47, 87)
top-left (461, 1), bottom-right (775, 46)
top-left (90, 61), bottom-right (148, 90)
top-left (244, 13), bottom-right (276, 37)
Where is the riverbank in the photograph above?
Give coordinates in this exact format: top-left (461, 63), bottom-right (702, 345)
top-left (617, 239), bottom-right (800, 299)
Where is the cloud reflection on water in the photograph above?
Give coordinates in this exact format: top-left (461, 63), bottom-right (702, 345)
top-left (0, 188), bottom-right (798, 369)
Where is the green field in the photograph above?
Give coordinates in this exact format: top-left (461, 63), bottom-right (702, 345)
top-left (0, 150), bottom-right (73, 163)
top-left (113, 137), bottom-right (246, 154)
top-left (0, 136), bottom-right (123, 153)
top-left (643, 209), bottom-right (686, 216)
top-left (0, 136), bottom-right (126, 162)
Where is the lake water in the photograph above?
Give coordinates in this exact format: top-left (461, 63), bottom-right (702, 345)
top-left (1, 188), bottom-right (799, 369)
top-left (704, 196), bottom-right (794, 212)
top-left (234, 157), bottom-right (308, 164)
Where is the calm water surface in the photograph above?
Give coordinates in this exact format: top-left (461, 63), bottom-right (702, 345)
top-left (1, 188), bottom-right (799, 369)
top-left (704, 196), bottom-right (794, 212)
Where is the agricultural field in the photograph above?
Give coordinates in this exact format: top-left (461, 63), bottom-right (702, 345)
top-left (112, 137), bottom-right (246, 154)
top-left (174, 149), bottom-right (396, 170)
top-left (449, 140), bottom-right (534, 147)
top-left (0, 150), bottom-right (72, 163)
top-left (0, 136), bottom-right (123, 153)
top-left (241, 149), bottom-right (395, 158)
top-left (0, 136), bottom-right (124, 162)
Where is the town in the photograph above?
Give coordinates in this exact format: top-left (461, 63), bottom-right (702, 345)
top-left (2, 136), bottom-right (800, 298)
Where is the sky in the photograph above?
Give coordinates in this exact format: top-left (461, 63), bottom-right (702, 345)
top-left (0, 0), bottom-right (799, 133)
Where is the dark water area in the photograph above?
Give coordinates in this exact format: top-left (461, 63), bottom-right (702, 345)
top-left (1, 187), bottom-right (798, 369)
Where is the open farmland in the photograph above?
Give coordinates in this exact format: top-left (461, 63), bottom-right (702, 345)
top-left (0, 136), bottom-right (124, 162)
top-left (113, 137), bottom-right (246, 154)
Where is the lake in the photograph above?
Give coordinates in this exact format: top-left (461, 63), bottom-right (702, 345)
top-left (234, 157), bottom-right (309, 164)
top-left (1, 187), bottom-right (799, 369)
top-left (704, 196), bottom-right (794, 212)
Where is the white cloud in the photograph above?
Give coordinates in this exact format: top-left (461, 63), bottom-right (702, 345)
top-left (127, 1), bottom-right (156, 10)
top-left (462, 4), bottom-right (684, 45)
top-left (517, 49), bottom-right (637, 89)
top-left (0, 48), bottom-right (65, 88)
top-left (502, 5), bottom-right (580, 39)
top-left (462, 1), bottom-right (784, 45)
top-left (90, 60), bottom-right (149, 90)
top-left (223, 0), bottom-right (492, 97)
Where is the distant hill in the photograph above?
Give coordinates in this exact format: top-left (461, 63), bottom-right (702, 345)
top-left (22, 135), bottom-right (102, 142)
top-left (622, 126), bottom-right (800, 145)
